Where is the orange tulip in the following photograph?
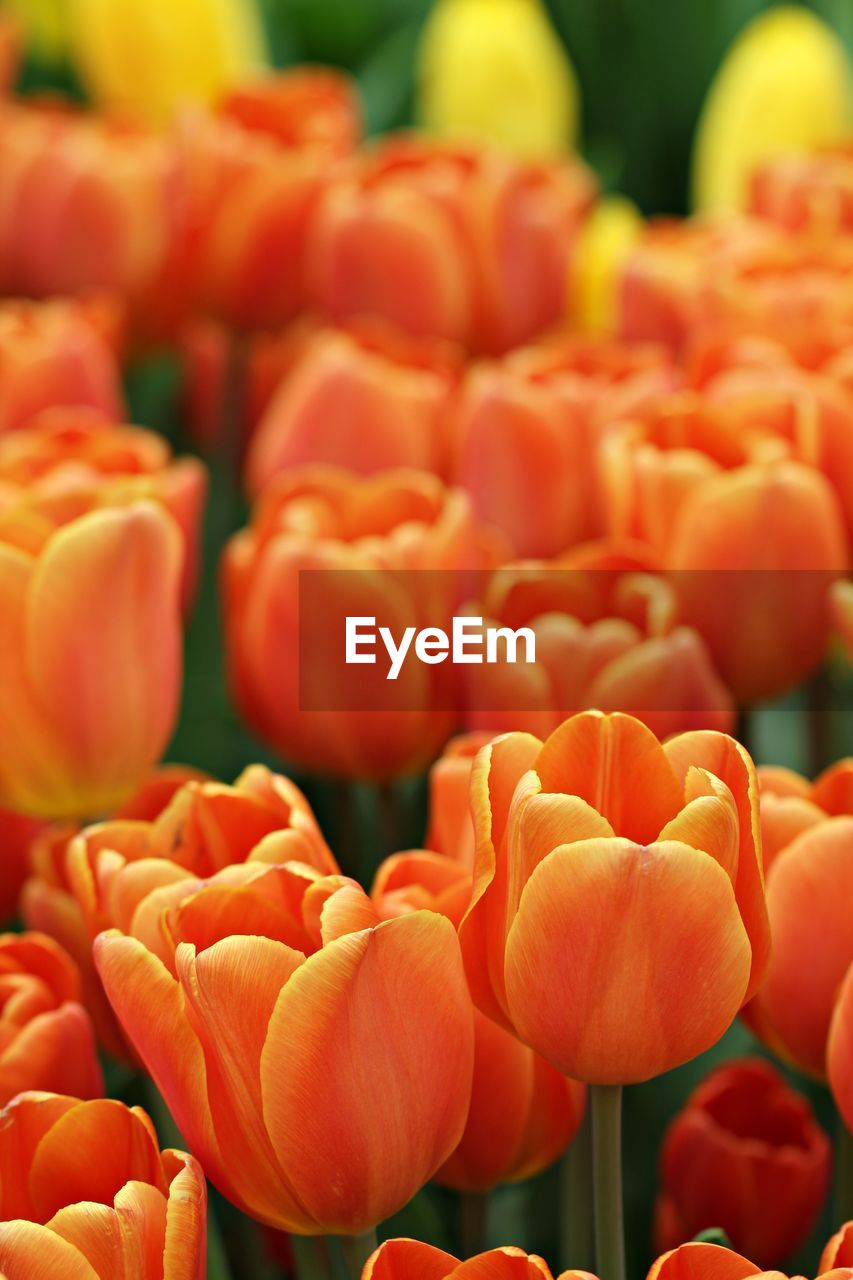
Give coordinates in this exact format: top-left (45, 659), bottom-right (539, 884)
top-left (0, 102), bottom-right (184, 342)
top-left (306, 135), bottom-right (596, 354)
top-left (425, 732), bottom-right (495, 869)
top-left (600, 393), bottom-right (848, 700)
top-left (22, 763), bottom-right (334, 1059)
top-left (822, 1221), bottom-right (853, 1270)
top-left (246, 321), bottom-right (463, 495)
top-left (648, 1238), bottom-right (853, 1280)
top-left (177, 70), bottom-right (360, 332)
top-left (95, 861), bottom-right (475, 1234)
top-left (223, 467), bottom-right (504, 780)
top-left (654, 1058), bottom-right (830, 1265)
top-left (0, 485), bottom-right (183, 819)
top-left (461, 559), bottom-right (734, 740)
top-left (0, 297), bottom-right (125, 434)
top-left (829, 965), bottom-right (853, 1134)
top-left (743, 762), bottom-right (853, 1078)
top-left (364, 1240), bottom-right (592, 1279)
top-left (449, 334), bottom-right (676, 557)
top-left (750, 145), bottom-right (853, 236)
top-left (459, 710), bottom-right (769, 1084)
top-left (0, 932), bottom-right (102, 1104)
top-left (0, 1091), bottom-right (206, 1279)
top-left (372, 830), bottom-right (585, 1194)
top-left (0, 407), bottom-right (207, 610)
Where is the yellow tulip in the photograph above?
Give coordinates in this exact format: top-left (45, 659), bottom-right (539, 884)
top-left (693, 6), bottom-right (852, 212)
top-left (571, 195), bottom-right (643, 334)
top-left (5, 0), bottom-right (68, 62)
top-left (68, 0), bottom-right (268, 125)
top-left (416, 0), bottom-right (579, 158)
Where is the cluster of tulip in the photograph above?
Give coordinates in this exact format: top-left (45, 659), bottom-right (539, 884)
top-left (0, 5), bottom-right (853, 1280)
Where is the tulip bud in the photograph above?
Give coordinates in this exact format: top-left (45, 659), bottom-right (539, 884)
top-left (416, 0), bottom-right (579, 159)
top-left (655, 1058), bottom-right (830, 1265)
top-left (692, 7), bottom-right (852, 212)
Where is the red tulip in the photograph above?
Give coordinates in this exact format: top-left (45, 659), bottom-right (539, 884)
top-left (822, 1222), bottom-right (853, 1271)
top-left (364, 1240), bottom-right (593, 1280)
top-left (648, 1238), bottom-right (853, 1280)
top-left (654, 1058), bottom-right (830, 1265)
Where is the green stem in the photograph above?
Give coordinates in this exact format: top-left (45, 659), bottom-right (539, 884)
top-left (292, 1236), bottom-right (334, 1280)
top-left (339, 1229), bottom-right (379, 1280)
top-left (206, 1206), bottom-right (234, 1280)
top-left (561, 1101), bottom-right (594, 1272)
top-left (836, 1114), bottom-right (853, 1224)
top-left (460, 1191), bottom-right (488, 1257)
top-left (591, 1085), bottom-right (626, 1280)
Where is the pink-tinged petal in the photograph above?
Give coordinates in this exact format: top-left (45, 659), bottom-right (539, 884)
top-left (364, 1238), bottom-right (457, 1280)
top-left (161, 1151), bottom-right (208, 1280)
top-left (664, 732), bottom-right (769, 1002)
top-left (504, 840), bottom-right (751, 1083)
top-left (0, 1003), bottom-right (103, 1104)
top-left (47, 1202), bottom-right (122, 1278)
top-left (828, 965), bottom-right (853, 1132)
top-left (28, 1098), bottom-right (164, 1222)
top-left (25, 503), bottom-right (183, 815)
top-left (0, 1221), bottom-right (101, 1280)
top-left (534, 712), bottom-right (683, 843)
top-left (459, 733), bottom-right (542, 1029)
top-left (647, 1243), bottom-right (760, 1280)
top-left (261, 912), bottom-right (474, 1233)
top-left (175, 936), bottom-right (308, 1225)
top-left (93, 932), bottom-right (226, 1188)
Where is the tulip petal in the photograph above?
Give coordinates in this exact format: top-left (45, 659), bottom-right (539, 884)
top-left (175, 935), bottom-right (309, 1224)
top-left (47, 1202), bottom-right (122, 1278)
top-left (647, 1243), bottom-right (760, 1280)
top-left (364, 1238), bottom-right (457, 1280)
top-left (261, 912), bottom-right (474, 1233)
top-left (664, 732), bottom-right (770, 1000)
top-left (114, 1180), bottom-right (169, 1279)
top-left (94, 932), bottom-right (225, 1186)
top-left (453, 1251), bottom-right (556, 1279)
top-left (0, 1221), bottom-right (101, 1280)
top-left (828, 964), bottom-right (853, 1133)
top-left (162, 1151), bottom-right (208, 1280)
top-left (0, 1092), bottom-right (78, 1219)
top-left (0, 1002), bottom-right (103, 1104)
top-left (505, 839), bottom-right (751, 1083)
top-left (534, 711), bottom-right (683, 842)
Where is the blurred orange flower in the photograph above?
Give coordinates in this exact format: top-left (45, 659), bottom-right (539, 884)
top-left (96, 862), bottom-right (474, 1234)
top-left (306, 136), bottom-right (596, 354)
top-left (23, 763), bottom-right (334, 1059)
top-left (461, 557), bottom-right (734, 739)
top-left (246, 321), bottom-right (463, 495)
top-left (0, 297), bottom-right (125, 434)
top-left (449, 334), bottom-right (676, 557)
top-left (751, 145), bottom-right (853, 236)
top-left (0, 487), bottom-right (183, 818)
top-left (0, 408), bottom-right (207, 611)
top-left (0, 931), bottom-right (103, 1104)
top-left (0, 1091), bottom-right (206, 1279)
top-left (654, 1058), bottom-right (830, 1265)
top-left (223, 467), bottom-right (504, 780)
top-left (459, 711), bottom-right (769, 1084)
top-left (744, 761), bottom-right (853, 1077)
top-left (0, 804), bottom-right (46, 924)
top-left (829, 965), bottom-right (853, 1135)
